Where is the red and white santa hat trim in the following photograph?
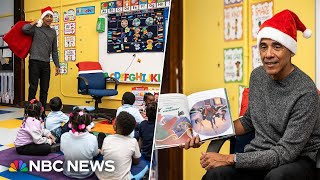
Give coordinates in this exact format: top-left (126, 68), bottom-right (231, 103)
top-left (36, 6), bottom-right (54, 27)
top-left (257, 9), bottom-right (311, 54)
top-left (76, 62), bottom-right (104, 75)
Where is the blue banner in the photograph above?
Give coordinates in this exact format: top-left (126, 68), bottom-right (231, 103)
top-left (76, 6), bottom-right (95, 16)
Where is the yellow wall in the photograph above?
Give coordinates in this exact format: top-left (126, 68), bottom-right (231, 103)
top-left (183, 0), bottom-right (315, 179)
top-left (24, 0), bottom-right (161, 109)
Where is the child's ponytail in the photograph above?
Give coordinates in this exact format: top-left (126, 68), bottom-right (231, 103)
top-left (24, 99), bottom-right (43, 120)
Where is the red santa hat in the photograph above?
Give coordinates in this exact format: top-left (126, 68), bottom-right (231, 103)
top-left (36, 6), bottom-right (54, 27)
top-left (257, 9), bottom-right (311, 54)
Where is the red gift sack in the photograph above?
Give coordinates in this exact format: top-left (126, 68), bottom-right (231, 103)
top-left (239, 88), bottom-right (249, 117)
top-left (3, 21), bottom-right (32, 59)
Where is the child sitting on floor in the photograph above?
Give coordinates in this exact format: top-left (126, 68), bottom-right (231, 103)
top-left (14, 99), bottom-right (57, 156)
top-left (140, 92), bottom-right (155, 120)
top-left (137, 102), bottom-right (157, 161)
top-left (144, 92), bottom-right (155, 106)
top-left (60, 109), bottom-right (100, 179)
top-left (96, 111), bottom-right (141, 180)
top-left (45, 97), bottom-right (69, 143)
top-left (117, 92), bottom-right (144, 137)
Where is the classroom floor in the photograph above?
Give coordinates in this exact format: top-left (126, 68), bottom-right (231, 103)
top-left (0, 105), bottom-right (116, 180)
top-left (0, 106), bottom-right (34, 179)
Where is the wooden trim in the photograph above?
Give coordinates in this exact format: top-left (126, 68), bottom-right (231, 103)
top-left (158, 0), bottom-right (184, 179)
top-left (13, 0), bottom-right (25, 107)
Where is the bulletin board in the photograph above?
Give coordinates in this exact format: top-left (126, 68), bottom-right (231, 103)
top-left (99, 1), bottom-right (170, 84)
top-left (107, 8), bottom-right (165, 53)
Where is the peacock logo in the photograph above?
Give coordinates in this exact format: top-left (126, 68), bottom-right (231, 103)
top-left (9, 160), bottom-right (28, 172)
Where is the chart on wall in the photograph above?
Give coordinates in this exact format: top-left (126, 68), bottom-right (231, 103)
top-left (107, 8), bottom-right (166, 53)
top-left (224, 1), bottom-right (243, 41)
top-left (251, 0), bottom-right (273, 39)
top-left (224, 47), bottom-right (243, 83)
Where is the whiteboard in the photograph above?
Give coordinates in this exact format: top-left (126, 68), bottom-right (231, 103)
top-left (98, 8), bottom-right (170, 84)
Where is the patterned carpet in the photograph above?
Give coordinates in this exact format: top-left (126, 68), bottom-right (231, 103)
top-left (0, 106), bottom-right (115, 180)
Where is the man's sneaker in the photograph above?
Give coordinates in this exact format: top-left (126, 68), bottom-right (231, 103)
top-left (51, 143), bottom-right (60, 153)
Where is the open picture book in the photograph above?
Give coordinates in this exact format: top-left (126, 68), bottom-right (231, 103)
top-left (155, 88), bottom-right (235, 149)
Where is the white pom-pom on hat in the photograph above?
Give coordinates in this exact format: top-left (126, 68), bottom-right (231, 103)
top-left (303, 28), bottom-right (312, 39)
top-left (36, 19), bottom-right (43, 27)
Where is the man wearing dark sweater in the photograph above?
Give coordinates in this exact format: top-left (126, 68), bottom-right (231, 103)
top-left (184, 10), bottom-right (320, 180)
top-left (22, 6), bottom-right (60, 119)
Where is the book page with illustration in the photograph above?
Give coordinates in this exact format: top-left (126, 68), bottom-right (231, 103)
top-left (155, 94), bottom-right (193, 149)
top-left (188, 88), bottom-right (235, 142)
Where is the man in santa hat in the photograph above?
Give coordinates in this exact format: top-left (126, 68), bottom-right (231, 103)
top-left (22, 6), bottom-right (60, 119)
top-left (183, 10), bottom-right (320, 180)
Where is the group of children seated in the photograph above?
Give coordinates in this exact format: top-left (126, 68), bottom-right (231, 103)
top-left (14, 91), bottom-right (157, 179)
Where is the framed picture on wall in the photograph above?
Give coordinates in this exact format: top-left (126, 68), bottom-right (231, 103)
top-left (224, 0), bottom-right (243, 6)
top-left (224, 5), bottom-right (243, 41)
top-left (224, 47), bottom-right (243, 83)
top-left (251, 0), bottom-right (273, 39)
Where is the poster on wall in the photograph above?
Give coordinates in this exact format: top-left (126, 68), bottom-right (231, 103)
top-left (251, 45), bottom-right (262, 70)
top-left (59, 62), bottom-right (68, 74)
top-left (224, 47), bottom-right (243, 82)
top-left (64, 36), bottom-right (76, 48)
top-left (251, 0), bottom-right (273, 39)
top-left (64, 49), bottom-right (76, 61)
top-left (64, 22), bottom-right (76, 35)
top-left (116, 0), bottom-right (123, 13)
top-left (224, 0), bottom-right (243, 6)
top-left (132, 86), bottom-right (160, 107)
top-left (139, 0), bottom-right (148, 10)
top-left (157, 0), bottom-right (166, 8)
top-left (123, 0), bottom-right (130, 12)
top-left (101, 2), bottom-right (109, 14)
top-left (132, 86), bottom-right (149, 106)
top-left (64, 9), bottom-right (76, 22)
top-left (224, 5), bottom-right (243, 41)
top-left (131, 0), bottom-right (139, 11)
top-left (108, 1), bottom-right (116, 14)
top-left (53, 11), bottom-right (59, 23)
top-left (107, 8), bottom-right (165, 53)
top-left (148, 0), bottom-right (157, 9)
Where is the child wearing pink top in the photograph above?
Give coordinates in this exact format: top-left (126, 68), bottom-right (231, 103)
top-left (14, 99), bottom-right (57, 155)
